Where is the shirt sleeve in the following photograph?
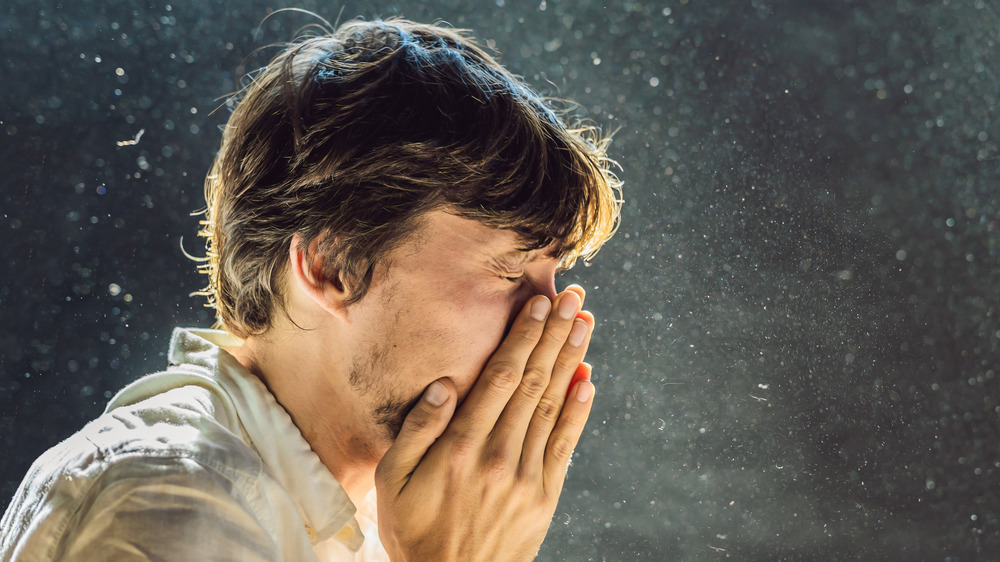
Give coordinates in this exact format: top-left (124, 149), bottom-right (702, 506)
top-left (56, 456), bottom-right (280, 562)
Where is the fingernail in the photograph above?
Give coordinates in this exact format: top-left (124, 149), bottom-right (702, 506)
top-left (569, 319), bottom-right (587, 347)
top-left (575, 381), bottom-right (593, 402)
top-left (557, 292), bottom-right (579, 319)
top-left (425, 381), bottom-right (447, 406)
top-left (530, 297), bottom-right (550, 321)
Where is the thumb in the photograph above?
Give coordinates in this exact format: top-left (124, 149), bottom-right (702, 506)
top-left (376, 379), bottom-right (456, 492)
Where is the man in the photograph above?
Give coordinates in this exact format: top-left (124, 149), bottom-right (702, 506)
top-left (1, 17), bottom-right (621, 561)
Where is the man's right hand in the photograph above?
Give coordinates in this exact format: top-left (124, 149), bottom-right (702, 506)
top-left (374, 287), bottom-right (596, 561)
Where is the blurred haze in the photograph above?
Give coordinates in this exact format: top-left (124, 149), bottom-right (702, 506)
top-left (2, 1), bottom-right (998, 559)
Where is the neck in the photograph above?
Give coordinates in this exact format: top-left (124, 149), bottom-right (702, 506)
top-left (226, 324), bottom-right (382, 509)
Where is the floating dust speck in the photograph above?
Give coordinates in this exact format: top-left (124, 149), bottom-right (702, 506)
top-left (116, 128), bottom-right (145, 146)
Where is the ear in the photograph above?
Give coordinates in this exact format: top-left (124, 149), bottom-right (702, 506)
top-left (288, 233), bottom-right (350, 322)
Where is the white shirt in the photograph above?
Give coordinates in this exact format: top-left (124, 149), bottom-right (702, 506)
top-left (0, 328), bottom-right (387, 562)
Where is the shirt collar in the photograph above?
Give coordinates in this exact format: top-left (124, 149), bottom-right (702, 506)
top-left (165, 327), bottom-right (365, 551)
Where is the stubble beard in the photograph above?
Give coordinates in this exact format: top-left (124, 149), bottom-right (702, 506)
top-left (345, 277), bottom-right (419, 442)
top-left (348, 339), bottom-right (418, 443)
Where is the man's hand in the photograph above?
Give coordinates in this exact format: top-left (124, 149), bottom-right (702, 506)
top-left (375, 287), bottom-right (596, 562)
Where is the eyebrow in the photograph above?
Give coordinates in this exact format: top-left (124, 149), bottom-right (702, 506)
top-left (497, 246), bottom-right (562, 266)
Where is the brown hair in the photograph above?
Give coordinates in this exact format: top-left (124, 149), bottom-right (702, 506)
top-left (199, 17), bottom-right (622, 338)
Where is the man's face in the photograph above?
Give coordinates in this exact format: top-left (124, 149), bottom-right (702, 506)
top-left (340, 210), bottom-right (562, 445)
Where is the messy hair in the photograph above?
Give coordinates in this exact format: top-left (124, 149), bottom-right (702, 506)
top-left (199, 17), bottom-right (622, 338)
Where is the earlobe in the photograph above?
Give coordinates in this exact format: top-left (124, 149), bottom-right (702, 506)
top-left (289, 234), bottom-right (350, 321)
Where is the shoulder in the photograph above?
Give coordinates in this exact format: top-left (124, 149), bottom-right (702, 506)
top-left (85, 382), bottom-right (263, 481)
top-left (1, 407), bottom-right (272, 562)
top-left (60, 454), bottom-right (278, 560)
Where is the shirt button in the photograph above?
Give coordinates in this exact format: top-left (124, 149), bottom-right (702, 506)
top-left (335, 525), bottom-right (355, 542)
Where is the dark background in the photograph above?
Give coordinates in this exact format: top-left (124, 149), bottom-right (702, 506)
top-left (2, 1), bottom-right (998, 559)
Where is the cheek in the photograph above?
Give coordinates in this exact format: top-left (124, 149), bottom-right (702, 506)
top-left (403, 276), bottom-right (520, 378)
top-left (442, 288), bottom-right (513, 372)
top-left (451, 291), bottom-right (510, 352)
top-left (398, 289), bottom-right (508, 367)
top-left (442, 277), bottom-right (517, 332)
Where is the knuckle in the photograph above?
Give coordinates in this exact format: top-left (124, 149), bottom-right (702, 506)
top-left (540, 325), bottom-right (568, 347)
top-left (553, 352), bottom-right (578, 374)
top-left (518, 367), bottom-right (548, 398)
top-left (533, 395), bottom-right (562, 424)
top-left (486, 361), bottom-right (520, 393)
top-left (512, 322), bottom-right (543, 345)
top-left (448, 432), bottom-right (479, 461)
top-left (548, 434), bottom-right (576, 463)
top-left (481, 447), bottom-right (514, 482)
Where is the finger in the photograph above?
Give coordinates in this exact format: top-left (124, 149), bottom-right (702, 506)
top-left (565, 284), bottom-right (586, 307)
top-left (542, 380), bottom-right (595, 495)
top-left (563, 310), bottom-right (594, 400)
top-left (566, 362), bottom-right (592, 401)
top-left (444, 295), bottom-right (550, 441)
top-left (491, 291), bottom-right (582, 451)
top-left (519, 316), bottom-right (593, 471)
top-left (375, 379), bottom-right (456, 493)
